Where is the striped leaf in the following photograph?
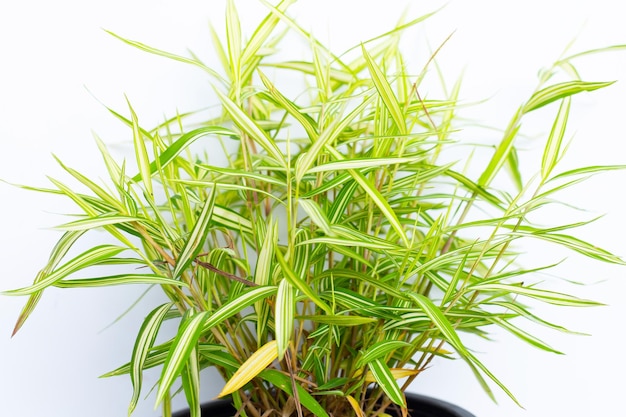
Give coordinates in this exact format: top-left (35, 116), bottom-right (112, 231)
top-left (541, 98), bottom-right (570, 179)
top-left (275, 279), bottom-right (295, 360)
top-left (324, 146), bottom-right (410, 247)
top-left (477, 107), bottom-right (523, 188)
top-left (201, 286), bottom-right (278, 333)
top-left (173, 187), bottom-right (216, 279)
top-left (259, 70), bottom-right (318, 141)
top-left (11, 230), bottom-right (85, 335)
top-left (467, 283), bottom-right (602, 307)
top-left (215, 88), bottom-right (285, 166)
top-left (127, 99), bottom-right (153, 197)
top-left (131, 127), bottom-right (237, 182)
top-left (356, 340), bottom-right (411, 368)
top-left (298, 199), bottom-right (332, 235)
top-left (218, 340), bottom-right (278, 398)
top-left (295, 94), bottom-right (376, 182)
top-left (54, 215), bottom-right (146, 232)
top-left (156, 310), bottom-right (210, 406)
top-left (362, 46), bottom-right (407, 135)
top-left (128, 303), bottom-right (173, 415)
top-left (181, 347), bottom-right (201, 417)
top-left (406, 292), bottom-right (520, 405)
top-left (307, 155), bottom-right (421, 174)
top-left (275, 245), bottom-right (332, 314)
top-left (105, 30), bottom-right (226, 83)
top-left (301, 315), bottom-right (377, 326)
top-left (524, 80), bottom-right (614, 113)
top-left (368, 358), bottom-right (405, 406)
top-left (54, 274), bottom-right (186, 288)
top-left (4, 245), bottom-right (125, 296)
top-left (225, 0), bottom-right (242, 84)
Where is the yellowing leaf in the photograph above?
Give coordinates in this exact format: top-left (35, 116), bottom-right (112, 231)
top-left (218, 340), bottom-right (278, 397)
top-left (363, 367), bottom-right (421, 383)
top-left (345, 395), bottom-right (365, 417)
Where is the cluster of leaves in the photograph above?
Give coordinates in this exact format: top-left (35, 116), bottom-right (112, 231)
top-left (7, 1), bottom-right (624, 416)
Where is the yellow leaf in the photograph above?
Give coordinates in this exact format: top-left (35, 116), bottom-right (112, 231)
top-left (363, 368), bottom-right (421, 383)
top-left (217, 340), bottom-right (278, 398)
top-left (345, 395), bottom-right (365, 417)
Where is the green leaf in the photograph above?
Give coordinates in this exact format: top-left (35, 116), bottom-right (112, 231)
top-left (201, 286), bottom-right (278, 333)
top-left (128, 303), bottom-right (173, 416)
top-left (368, 359), bottom-right (405, 406)
top-left (275, 245), bottom-right (332, 314)
top-left (173, 187), bottom-right (216, 279)
top-left (131, 127), bottom-right (238, 183)
top-left (295, 94), bottom-right (376, 182)
top-left (127, 98), bottom-right (153, 197)
top-left (477, 107), bottom-right (523, 188)
top-left (54, 214), bottom-right (146, 231)
top-left (54, 274), bottom-right (186, 288)
top-left (356, 340), bottom-right (411, 368)
top-left (215, 88), bottom-right (286, 166)
top-left (467, 283), bottom-right (603, 307)
top-left (156, 310), bottom-right (210, 406)
top-left (524, 80), bottom-right (615, 113)
top-left (11, 230), bottom-right (86, 335)
top-left (301, 315), bottom-right (377, 326)
top-left (5, 245), bottom-right (125, 296)
top-left (541, 98), bottom-right (570, 179)
top-left (407, 292), bottom-right (520, 406)
top-left (181, 347), bottom-right (201, 417)
top-left (275, 279), bottom-right (295, 360)
top-left (259, 369), bottom-right (330, 417)
top-left (362, 46), bottom-right (407, 135)
top-left (105, 30), bottom-right (226, 83)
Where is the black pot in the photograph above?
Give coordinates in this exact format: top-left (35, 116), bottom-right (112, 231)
top-left (171, 393), bottom-right (475, 417)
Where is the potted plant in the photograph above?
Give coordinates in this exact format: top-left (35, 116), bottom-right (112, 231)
top-left (5, 1), bottom-right (624, 416)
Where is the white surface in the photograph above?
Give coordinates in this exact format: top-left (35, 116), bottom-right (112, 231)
top-left (1, 1), bottom-right (625, 416)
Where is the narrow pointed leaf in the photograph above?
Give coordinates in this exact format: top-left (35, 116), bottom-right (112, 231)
top-left (275, 280), bottom-right (294, 361)
top-left (12, 230), bottom-right (85, 335)
top-left (181, 347), bottom-right (201, 417)
top-left (541, 97), bottom-right (570, 179)
top-left (105, 30), bottom-right (226, 83)
top-left (127, 99), bottom-right (153, 196)
top-left (218, 340), bottom-right (278, 397)
top-left (131, 127), bottom-right (237, 182)
top-left (156, 311), bottom-right (210, 406)
top-left (259, 369), bottom-right (330, 417)
top-left (296, 94), bottom-right (376, 181)
top-left (368, 359), bottom-right (405, 406)
top-left (55, 274), bottom-right (186, 288)
top-left (363, 46), bottom-right (406, 135)
top-left (356, 340), bottom-right (411, 368)
top-left (201, 286), bottom-right (278, 333)
top-left (5, 245), bottom-right (125, 296)
top-left (173, 187), bottom-right (216, 278)
top-left (128, 303), bottom-right (173, 415)
top-left (215, 88), bottom-right (285, 165)
top-left (275, 246), bottom-right (332, 314)
top-left (524, 80), bottom-right (614, 113)
top-left (407, 292), bottom-right (520, 405)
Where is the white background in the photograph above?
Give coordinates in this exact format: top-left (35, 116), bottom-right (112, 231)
top-left (1, 1), bottom-right (625, 416)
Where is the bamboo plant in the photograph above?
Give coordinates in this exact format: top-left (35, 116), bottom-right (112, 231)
top-left (6, 1), bottom-right (624, 416)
